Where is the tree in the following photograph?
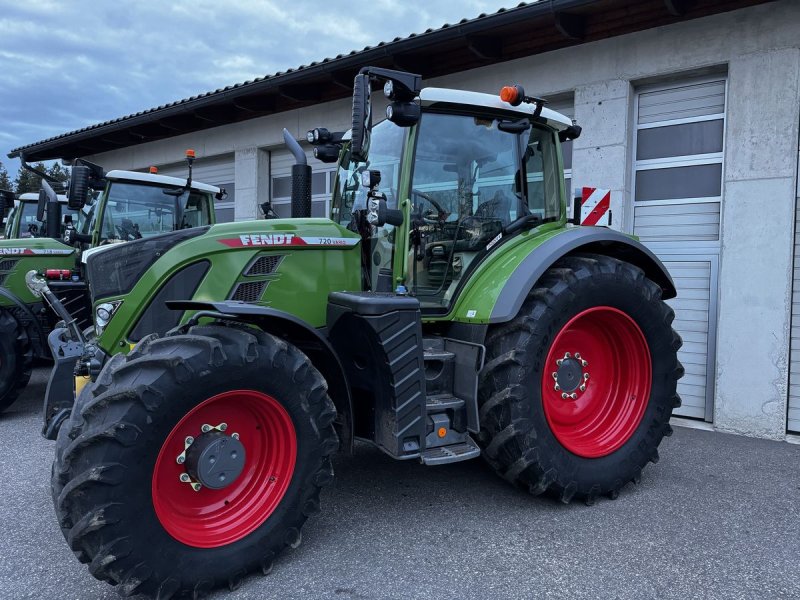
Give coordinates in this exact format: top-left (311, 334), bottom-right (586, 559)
top-left (13, 161), bottom-right (68, 195)
top-left (0, 161), bottom-right (11, 192)
top-left (47, 163), bottom-right (71, 192)
top-left (14, 162), bottom-right (46, 195)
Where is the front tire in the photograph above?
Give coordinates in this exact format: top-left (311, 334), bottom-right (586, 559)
top-left (478, 253), bottom-right (683, 504)
top-left (52, 323), bottom-right (338, 598)
top-left (0, 309), bottom-right (33, 413)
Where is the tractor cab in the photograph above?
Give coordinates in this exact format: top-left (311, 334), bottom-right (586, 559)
top-left (64, 153), bottom-right (221, 248)
top-left (326, 69), bottom-right (580, 312)
top-left (3, 192), bottom-right (73, 240)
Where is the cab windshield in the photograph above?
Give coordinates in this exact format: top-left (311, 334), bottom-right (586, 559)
top-left (17, 201), bottom-right (46, 238)
top-left (333, 119), bottom-right (406, 289)
top-left (95, 182), bottom-right (213, 242)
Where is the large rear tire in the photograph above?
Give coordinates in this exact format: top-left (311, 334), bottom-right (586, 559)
top-left (0, 309), bottom-right (33, 413)
top-left (52, 323), bottom-right (338, 598)
top-left (477, 253), bottom-right (683, 504)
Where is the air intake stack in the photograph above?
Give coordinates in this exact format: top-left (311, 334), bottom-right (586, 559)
top-left (282, 128), bottom-right (312, 218)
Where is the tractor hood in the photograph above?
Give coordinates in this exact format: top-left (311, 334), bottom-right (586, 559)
top-left (86, 218), bottom-right (363, 353)
top-left (0, 238), bottom-right (76, 307)
top-left (0, 237), bottom-right (75, 258)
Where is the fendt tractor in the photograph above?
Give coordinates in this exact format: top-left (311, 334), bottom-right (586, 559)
top-left (32, 67), bottom-right (683, 599)
top-left (0, 156), bottom-right (222, 415)
top-left (1, 190), bottom-right (75, 240)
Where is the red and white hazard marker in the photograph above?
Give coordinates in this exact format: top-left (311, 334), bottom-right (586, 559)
top-left (580, 187), bottom-right (612, 226)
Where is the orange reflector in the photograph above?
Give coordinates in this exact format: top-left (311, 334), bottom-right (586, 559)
top-left (186, 149), bottom-right (196, 159)
top-left (500, 85), bottom-right (519, 104)
top-left (437, 427), bottom-right (447, 438)
top-left (148, 166), bottom-right (158, 174)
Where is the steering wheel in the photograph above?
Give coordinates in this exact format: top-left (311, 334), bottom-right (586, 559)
top-left (411, 190), bottom-right (449, 225)
top-left (115, 219), bottom-right (142, 241)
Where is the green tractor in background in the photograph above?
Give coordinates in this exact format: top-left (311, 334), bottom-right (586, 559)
top-left (35, 67), bottom-right (683, 599)
top-left (1, 189), bottom-right (77, 240)
top-left (0, 155), bottom-right (221, 416)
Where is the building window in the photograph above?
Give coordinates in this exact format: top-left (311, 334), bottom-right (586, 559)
top-left (215, 182), bottom-right (235, 223)
top-left (633, 79), bottom-right (725, 206)
top-left (271, 170), bottom-right (335, 218)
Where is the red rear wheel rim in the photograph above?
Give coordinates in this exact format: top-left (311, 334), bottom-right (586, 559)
top-left (541, 306), bottom-right (651, 458)
top-left (152, 390), bottom-right (297, 548)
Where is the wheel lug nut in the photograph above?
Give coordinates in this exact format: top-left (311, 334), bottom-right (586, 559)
top-left (581, 360), bottom-right (588, 367)
top-left (554, 384), bottom-right (561, 391)
top-left (564, 352), bottom-right (571, 358)
top-left (191, 483), bottom-right (202, 492)
top-left (579, 384), bottom-right (586, 392)
top-left (556, 359), bottom-right (563, 366)
top-left (561, 392), bottom-right (568, 399)
top-left (570, 393), bottom-right (578, 399)
top-left (219, 423), bottom-right (228, 431)
top-left (575, 353), bottom-right (581, 359)
top-left (185, 436), bottom-right (194, 445)
top-left (232, 432), bottom-right (240, 440)
top-left (584, 373), bottom-right (590, 380)
top-left (176, 455), bottom-right (185, 465)
top-left (551, 372), bottom-right (558, 379)
top-left (179, 473), bottom-right (190, 483)
top-left (201, 424), bottom-right (212, 433)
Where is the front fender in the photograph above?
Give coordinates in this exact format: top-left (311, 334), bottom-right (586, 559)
top-left (166, 300), bottom-right (355, 454)
top-left (450, 227), bottom-right (676, 325)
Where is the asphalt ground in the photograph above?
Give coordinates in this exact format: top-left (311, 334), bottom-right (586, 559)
top-left (1, 367), bottom-right (799, 600)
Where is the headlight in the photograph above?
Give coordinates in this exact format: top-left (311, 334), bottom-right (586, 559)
top-left (95, 301), bottom-right (122, 335)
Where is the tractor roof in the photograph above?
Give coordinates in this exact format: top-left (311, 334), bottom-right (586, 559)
top-left (106, 170), bottom-right (221, 194)
top-left (420, 88), bottom-right (573, 130)
top-left (18, 193), bottom-right (68, 204)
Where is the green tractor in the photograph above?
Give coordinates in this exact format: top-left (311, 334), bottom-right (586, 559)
top-left (0, 156), bottom-right (221, 416)
top-left (1, 189), bottom-right (77, 240)
top-left (35, 67), bottom-right (682, 598)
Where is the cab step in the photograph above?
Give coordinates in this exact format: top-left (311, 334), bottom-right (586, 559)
top-left (420, 436), bottom-right (481, 466)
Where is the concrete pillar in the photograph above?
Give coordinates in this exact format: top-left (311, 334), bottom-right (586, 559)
top-left (233, 147), bottom-right (270, 221)
top-left (714, 48), bottom-right (800, 438)
top-left (570, 79), bottom-right (633, 233)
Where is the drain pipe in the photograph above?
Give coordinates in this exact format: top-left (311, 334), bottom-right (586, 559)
top-left (282, 128), bottom-right (312, 218)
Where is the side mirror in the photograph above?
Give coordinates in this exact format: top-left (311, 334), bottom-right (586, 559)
top-left (351, 73), bottom-right (371, 163)
top-left (36, 189), bottom-right (47, 222)
top-left (68, 165), bottom-right (91, 210)
top-left (39, 180), bottom-right (62, 239)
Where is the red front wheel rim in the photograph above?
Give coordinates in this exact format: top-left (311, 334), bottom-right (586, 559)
top-left (541, 306), bottom-right (652, 458)
top-left (152, 390), bottom-right (297, 548)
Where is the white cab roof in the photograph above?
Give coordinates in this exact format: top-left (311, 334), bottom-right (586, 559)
top-left (18, 193), bottom-right (68, 204)
top-left (106, 170), bottom-right (220, 194)
top-left (419, 87), bottom-right (573, 130)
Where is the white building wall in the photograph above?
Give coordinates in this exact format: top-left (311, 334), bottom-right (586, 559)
top-left (84, 0), bottom-right (800, 439)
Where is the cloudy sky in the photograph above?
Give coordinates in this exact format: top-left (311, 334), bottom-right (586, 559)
top-left (0, 0), bottom-right (514, 175)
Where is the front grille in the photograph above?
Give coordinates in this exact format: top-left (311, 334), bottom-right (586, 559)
top-left (0, 259), bottom-right (17, 286)
top-left (0, 259), bottom-right (18, 272)
top-left (246, 255), bottom-right (284, 276)
top-left (231, 280), bottom-right (268, 303)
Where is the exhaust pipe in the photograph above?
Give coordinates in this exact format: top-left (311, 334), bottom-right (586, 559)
top-left (282, 128), bottom-right (312, 218)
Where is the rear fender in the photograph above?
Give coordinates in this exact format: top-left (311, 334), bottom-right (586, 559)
top-left (167, 300), bottom-right (354, 453)
top-left (489, 228), bottom-right (676, 324)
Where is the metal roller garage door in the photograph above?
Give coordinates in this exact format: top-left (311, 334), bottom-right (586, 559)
top-left (159, 154), bottom-right (236, 222)
top-left (632, 77), bottom-right (726, 421)
top-left (787, 201), bottom-right (800, 433)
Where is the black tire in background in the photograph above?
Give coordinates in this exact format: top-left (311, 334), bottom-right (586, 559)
top-left (477, 253), bottom-right (683, 504)
top-left (52, 323), bottom-right (338, 598)
top-left (0, 309), bottom-right (33, 413)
